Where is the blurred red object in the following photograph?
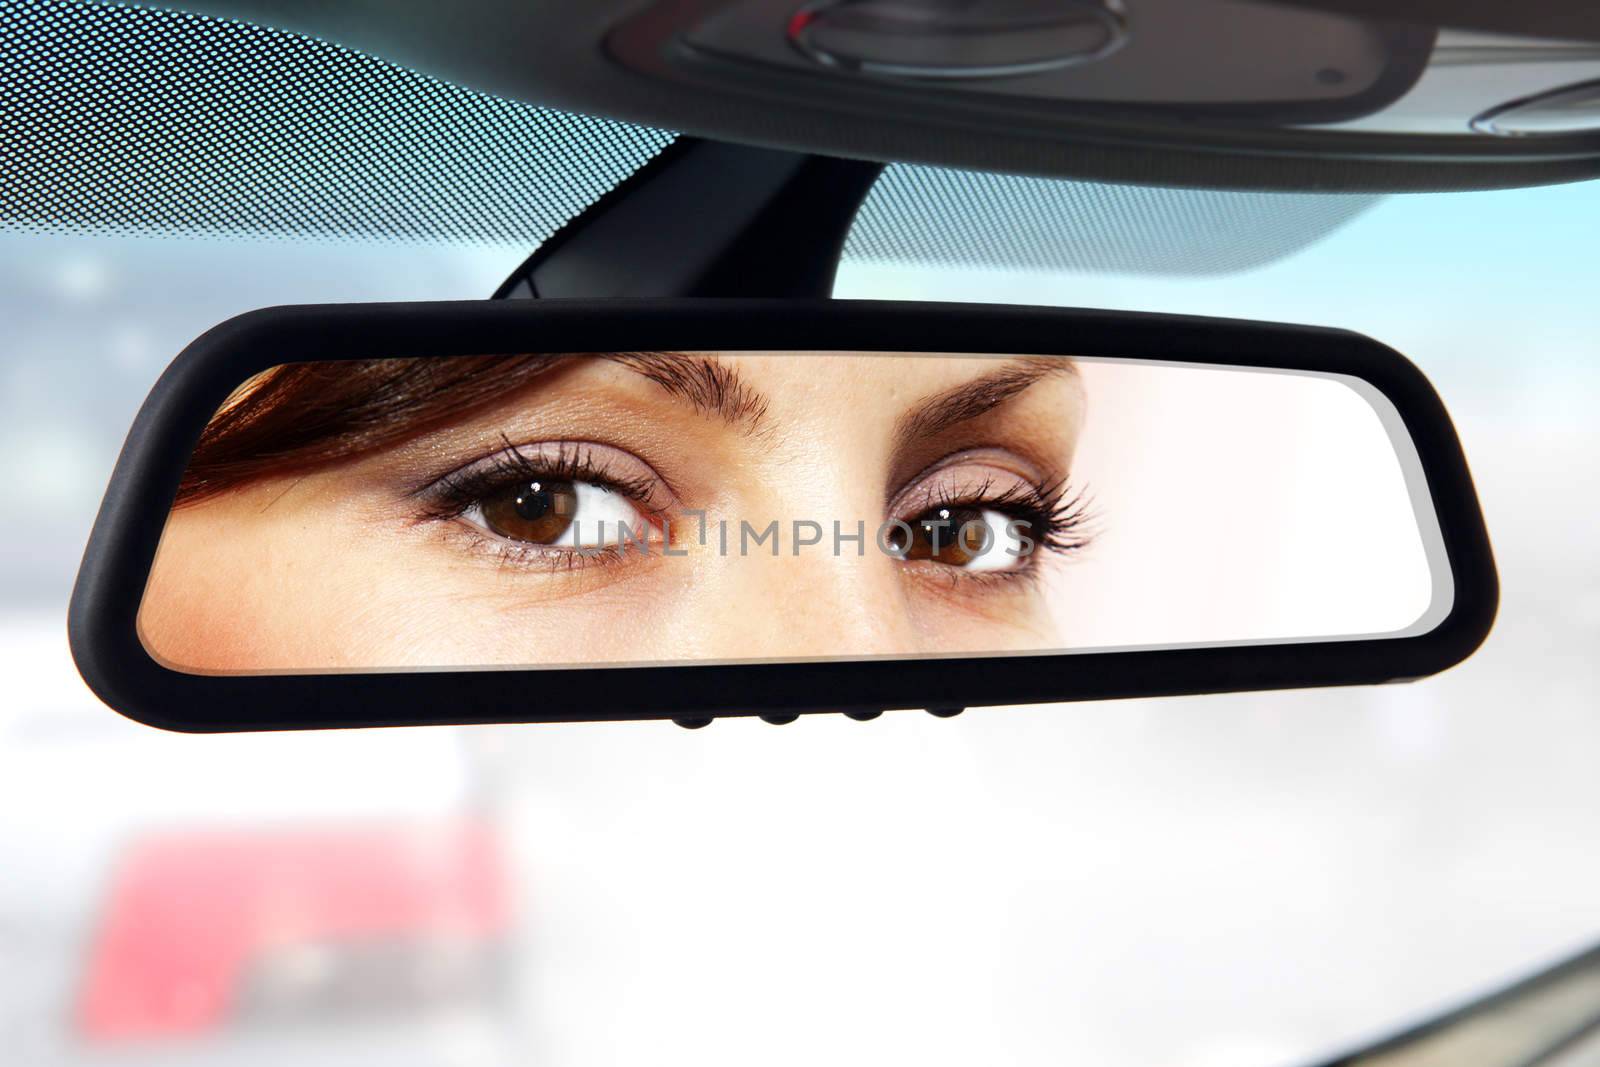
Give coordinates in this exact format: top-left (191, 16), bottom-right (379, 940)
top-left (77, 819), bottom-right (510, 1040)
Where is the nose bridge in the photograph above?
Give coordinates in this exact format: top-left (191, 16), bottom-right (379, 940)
top-left (683, 378), bottom-right (916, 661)
top-left (741, 519), bottom-right (909, 657)
top-left (683, 507), bottom-right (916, 663)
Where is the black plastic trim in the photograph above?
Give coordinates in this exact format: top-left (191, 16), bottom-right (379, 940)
top-left (68, 299), bottom-right (1499, 732)
top-left (492, 138), bottom-right (883, 299)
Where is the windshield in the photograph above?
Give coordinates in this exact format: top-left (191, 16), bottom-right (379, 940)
top-left (3, 6), bottom-right (1599, 1067)
top-left (3, 178), bottom-right (1596, 1067)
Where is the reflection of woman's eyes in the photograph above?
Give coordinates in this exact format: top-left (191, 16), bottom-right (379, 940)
top-left (892, 506), bottom-right (1023, 570)
top-left (414, 439), bottom-right (1091, 576)
top-left (414, 441), bottom-right (663, 560)
top-left (891, 477), bottom-right (1093, 576)
top-left (467, 478), bottom-right (648, 547)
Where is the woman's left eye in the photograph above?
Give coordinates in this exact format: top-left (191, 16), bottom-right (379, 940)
top-left (892, 506), bottom-right (1028, 571)
top-left (465, 477), bottom-right (651, 547)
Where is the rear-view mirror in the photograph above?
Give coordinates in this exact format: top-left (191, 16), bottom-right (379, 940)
top-left (69, 300), bottom-right (1496, 730)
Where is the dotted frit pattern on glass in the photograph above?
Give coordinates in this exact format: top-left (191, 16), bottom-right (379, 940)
top-left (3, 0), bottom-right (1375, 274)
top-left (0, 0), bottom-right (676, 244)
top-left (846, 165), bottom-right (1381, 276)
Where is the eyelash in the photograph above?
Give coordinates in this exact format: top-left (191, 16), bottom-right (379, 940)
top-left (415, 439), bottom-right (661, 523)
top-left (902, 476), bottom-right (1096, 572)
top-left (413, 441), bottom-right (1093, 577)
top-left (411, 440), bottom-right (663, 572)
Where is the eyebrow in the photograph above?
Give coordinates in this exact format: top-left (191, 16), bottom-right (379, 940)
top-left (896, 356), bottom-right (1078, 445)
top-left (604, 351), bottom-right (769, 433)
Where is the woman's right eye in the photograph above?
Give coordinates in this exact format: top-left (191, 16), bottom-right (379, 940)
top-left (892, 505), bottom-right (1028, 571)
top-left (467, 477), bottom-right (650, 547)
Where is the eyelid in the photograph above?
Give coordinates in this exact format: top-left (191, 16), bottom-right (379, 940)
top-left (409, 441), bottom-right (672, 576)
top-left (412, 439), bottom-right (677, 519)
top-left (890, 446), bottom-right (1097, 570)
top-left (888, 447), bottom-right (1049, 519)
top-left (434, 524), bottom-right (645, 577)
top-left (458, 482), bottom-right (660, 548)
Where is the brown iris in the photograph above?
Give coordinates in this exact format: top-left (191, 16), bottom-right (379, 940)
top-left (480, 479), bottom-right (578, 543)
top-left (890, 506), bottom-right (988, 566)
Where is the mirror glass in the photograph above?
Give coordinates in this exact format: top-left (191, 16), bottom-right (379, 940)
top-left (137, 351), bottom-right (1449, 673)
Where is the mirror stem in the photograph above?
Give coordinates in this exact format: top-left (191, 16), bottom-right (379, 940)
top-left (492, 138), bottom-right (884, 300)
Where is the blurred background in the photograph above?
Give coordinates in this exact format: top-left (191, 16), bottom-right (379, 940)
top-left (1, 0), bottom-right (1598, 1062)
top-left (2, 179), bottom-right (1598, 1067)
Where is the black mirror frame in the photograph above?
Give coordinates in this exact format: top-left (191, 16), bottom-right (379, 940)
top-left (68, 299), bottom-right (1498, 732)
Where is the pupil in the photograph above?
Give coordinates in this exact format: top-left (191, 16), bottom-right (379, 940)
top-left (917, 508), bottom-right (951, 539)
top-left (514, 481), bottom-right (552, 521)
top-left (480, 478), bottom-right (578, 544)
top-left (897, 505), bottom-right (985, 565)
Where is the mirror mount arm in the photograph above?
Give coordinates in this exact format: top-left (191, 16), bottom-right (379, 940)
top-left (491, 138), bottom-right (884, 300)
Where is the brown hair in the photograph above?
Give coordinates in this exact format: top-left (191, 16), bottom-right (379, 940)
top-left (177, 355), bottom-right (562, 505)
top-left (177, 350), bottom-right (767, 505)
